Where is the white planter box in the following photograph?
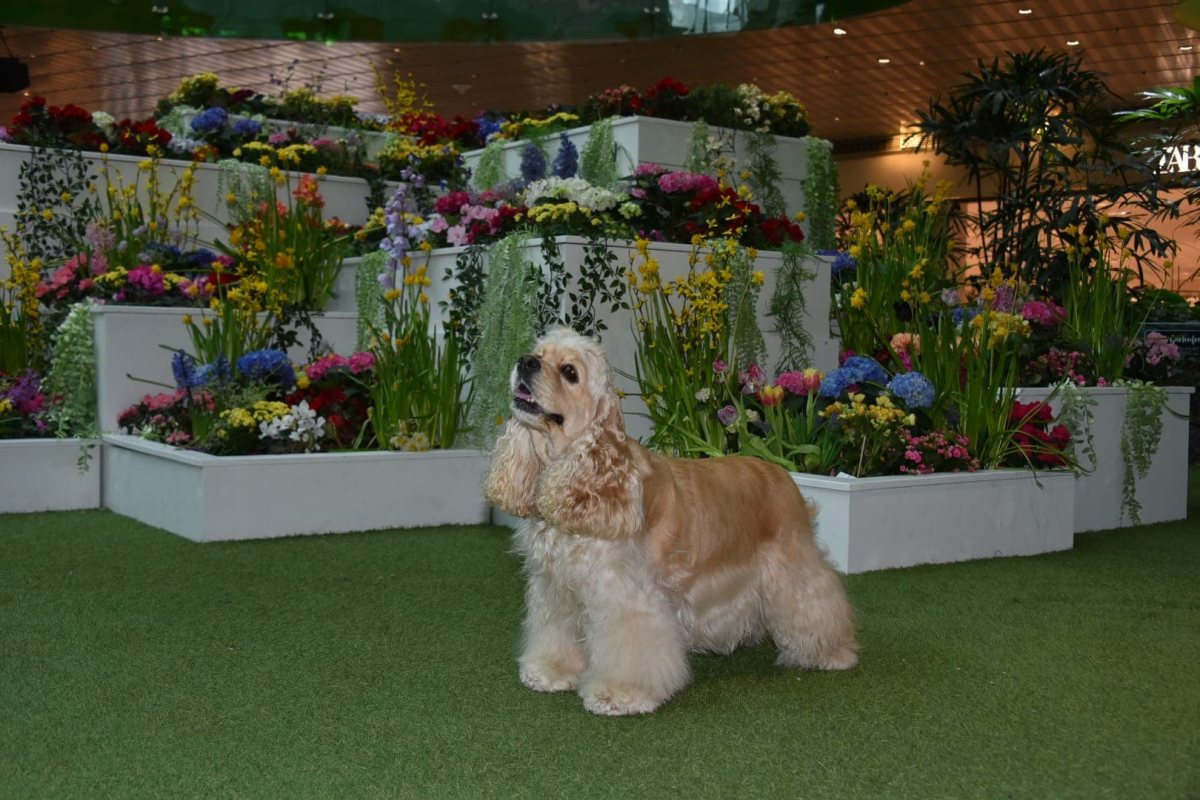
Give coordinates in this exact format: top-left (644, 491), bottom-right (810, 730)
top-left (423, 236), bottom-right (836, 440)
top-left (792, 469), bottom-right (1076, 574)
top-left (91, 303), bottom-right (359, 430)
top-left (101, 434), bottom-right (489, 541)
top-left (0, 438), bottom-right (100, 513)
top-left (0, 142), bottom-right (374, 272)
top-left (1016, 386), bottom-right (1193, 531)
top-left (461, 117), bottom-right (824, 227)
top-left (327, 255), bottom-right (363, 313)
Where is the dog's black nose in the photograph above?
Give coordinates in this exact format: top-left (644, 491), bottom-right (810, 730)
top-left (519, 354), bottom-right (541, 374)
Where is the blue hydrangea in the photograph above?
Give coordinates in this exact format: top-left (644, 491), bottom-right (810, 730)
top-left (519, 142), bottom-right (546, 183)
top-left (551, 133), bottom-right (579, 179)
top-left (952, 306), bottom-right (982, 325)
top-left (236, 349), bottom-right (295, 389)
top-left (819, 367), bottom-right (853, 398)
top-left (232, 117), bottom-right (262, 138)
top-left (888, 371), bottom-right (936, 410)
top-left (190, 106), bottom-right (228, 134)
top-left (842, 355), bottom-right (889, 386)
top-left (171, 349), bottom-right (199, 390)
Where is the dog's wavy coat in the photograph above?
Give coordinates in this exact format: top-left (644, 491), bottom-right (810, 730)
top-left (485, 329), bottom-right (857, 716)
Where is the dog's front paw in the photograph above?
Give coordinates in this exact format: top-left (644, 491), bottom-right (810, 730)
top-left (579, 683), bottom-right (663, 716)
top-left (519, 660), bottom-right (583, 693)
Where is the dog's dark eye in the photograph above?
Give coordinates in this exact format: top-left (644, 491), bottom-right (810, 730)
top-left (560, 364), bottom-right (579, 384)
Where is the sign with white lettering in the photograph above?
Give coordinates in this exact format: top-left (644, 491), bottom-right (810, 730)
top-left (1159, 144), bottom-right (1200, 174)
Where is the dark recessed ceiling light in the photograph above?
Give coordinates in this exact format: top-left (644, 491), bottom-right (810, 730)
top-left (1067, 39), bottom-right (1080, 46)
top-left (1181, 44), bottom-right (1195, 52)
top-left (833, 27), bottom-right (847, 35)
top-left (878, 57), bottom-right (891, 64)
top-left (1018, 8), bottom-right (1032, 14)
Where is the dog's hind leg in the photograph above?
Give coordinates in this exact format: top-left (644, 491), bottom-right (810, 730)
top-left (761, 536), bottom-right (858, 671)
top-left (518, 569), bottom-right (587, 693)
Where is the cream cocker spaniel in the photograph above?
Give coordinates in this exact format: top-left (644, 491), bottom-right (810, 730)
top-left (484, 328), bottom-right (857, 716)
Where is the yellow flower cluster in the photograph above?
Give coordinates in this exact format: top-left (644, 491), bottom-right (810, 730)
top-left (823, 393), bottom-right (916, 430)
top-left (390, 421), bottom-right (432, 452)
top-left (526, 201), bottom-right (586, 224)
top-left (970, 310), bottom-right (1030, 346)
top-left (220, 401), bottom-right (291, 430)
top-left (0, 398), bottom-right (13, 414)
top-left (498, 112), bottom-right (580, 141)
top-left (168, 72), bottom-right (221, 104)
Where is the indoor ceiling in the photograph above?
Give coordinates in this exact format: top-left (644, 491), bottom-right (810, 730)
top-left (1, 0), bottom-right (1197, 152)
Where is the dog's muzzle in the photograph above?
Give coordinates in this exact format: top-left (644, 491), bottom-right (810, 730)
top-left (513, 355), bottom-right (563, 425)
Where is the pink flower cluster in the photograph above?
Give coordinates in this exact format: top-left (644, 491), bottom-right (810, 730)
top-left (775, 368), bottom-right (823, 397)
top-left (657, 171), bottom-right (718, 195)
top-left (898, 429), bottom-right (979, 475)
top-left (1142, 331), bottom-right (1180, 366)
top-left (304, 352), bottom-right (376, 382)
top-left (1019, 299), bottom-right (1067, 327)
top-left (36, 252), bottom-right (106, 301)
top-left (125, 265), bottom-right (165, 296)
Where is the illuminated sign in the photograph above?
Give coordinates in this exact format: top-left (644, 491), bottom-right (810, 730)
top-left (1159, 144), bottom-right (1200, 174)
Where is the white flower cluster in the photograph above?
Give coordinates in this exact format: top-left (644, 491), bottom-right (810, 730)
top-left (258, 400), bottom-right (326, 452)
top-left (522, 177), bottom-right (626, 212)
top-left (733, 84), bottom-right (772, 134)
top-left (91, 111), bottom-right (116, 134)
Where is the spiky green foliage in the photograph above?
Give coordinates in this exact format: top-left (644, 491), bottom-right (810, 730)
top-left (468, 232), bottom-right (537, 447)
top-left (767, 242), bottom-right (817, 372)
top-left (684, 119), bottom-right (714, 174)
top-left (216, 158), bottom-right (273, 209)
top-left (579, 117), bottom-right (620, 191)
top-left (746, 132), bottom-right (785, 218)
top-left (722, 243), bottom-right (766, 370)
top-left (802, 137), bottom-right (839, 249)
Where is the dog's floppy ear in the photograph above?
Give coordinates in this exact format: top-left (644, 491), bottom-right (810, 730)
top-left (535, 391), bottom-right (643, 540)
top-left (484, 420), bottom-right (541, 518)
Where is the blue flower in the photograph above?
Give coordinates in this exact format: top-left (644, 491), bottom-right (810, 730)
top-left (194, 354), bottom-right (232, 387)
top-left (519, 143), bottom-right (547, 183)
top-left (171, 350), bottom-right (199, 390)
top-left (842, 355), bottom-right (889, 386)
top-left (236, 349), bottom-right (295, 389)
top-left (888, 371), bottom-right (936, 410)
top-left (475, 115), bottom-right (504, 142)
top-left (818, 367), bottom-right (857, 398)
top-left (232, 118), bottom-right (262, 138)
top-left (818, 249), bottom-right (858, 275)
top-left (951, 306), bottom-right (982, 325)
top-left (190, 107), bottom-right (229, 134)
top-left (179, 248), bottom-right (216, 270)
top-left (551, 133), bottom-right (579, 179)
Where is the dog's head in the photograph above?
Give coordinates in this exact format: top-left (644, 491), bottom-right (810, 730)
top-left (483, 328), bottom-right (643, 539)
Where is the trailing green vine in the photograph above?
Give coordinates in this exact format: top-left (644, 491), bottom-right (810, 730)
top-left (767, 241), bottom-right (817, 371)
top-left (1055, 380), bottom-right (1098, 475)
top-left (15, 145), bottom-right (99, 266)
top-left (355, 251), bottom-right (387, 351)
top-left (567, 238), bottom-right (626, 338)
top-left (468, 231), bottom-right (538, 447)
top-left (1117, 380), bottom-right (1168, 525)
top-left (579, 117), bottom-right (620, 191)
top-left (802, 137), bottom-right (838, 249)
top-left (442, 243), bottom-right (487, 360)
top-left (746, 131), bottom-right (786, 218)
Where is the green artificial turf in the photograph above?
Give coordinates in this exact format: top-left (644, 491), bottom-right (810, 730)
top-left (2, 474), bottom-right (1199, 800)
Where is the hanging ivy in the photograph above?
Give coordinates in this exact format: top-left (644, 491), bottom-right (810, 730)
top-left (767, 241), bottom-right (817, 372)
top-left (684, 119), bottom-right (714, 175)
top-left (746, 132), bottom-right (786, 218)
top-left (354, 251), bottom-right (387, 351)
top-left (801, 137), bottom-right (839, 250)
top-left (1118, 380), bottom-right (1168, 525)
